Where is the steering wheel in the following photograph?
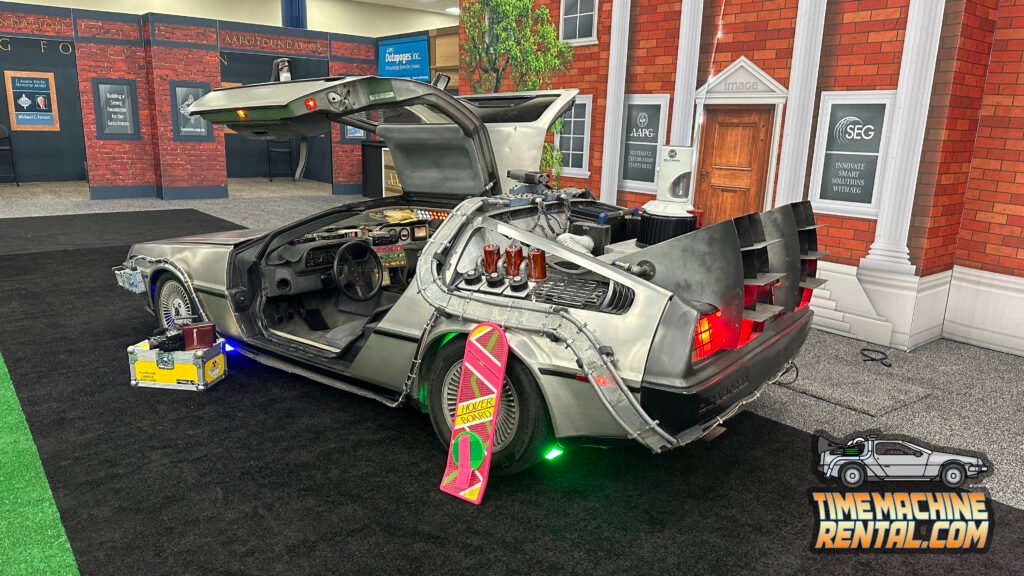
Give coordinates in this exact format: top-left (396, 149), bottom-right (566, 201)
top-left (332, 241), bottom-right (384, 301)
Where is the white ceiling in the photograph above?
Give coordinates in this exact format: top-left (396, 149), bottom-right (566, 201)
top-left (353, 0), bottom-right (460, 16)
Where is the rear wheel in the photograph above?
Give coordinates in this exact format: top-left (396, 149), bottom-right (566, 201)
top-left (839, 463), bottom-right (866, 488)
top-left (155, 275), bottom-right (197, 328)
top-left (427, 336), bottom-right (554, 475)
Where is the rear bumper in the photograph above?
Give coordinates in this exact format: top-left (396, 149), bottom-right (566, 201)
top-left (640, 307), bottom-right (813, 437)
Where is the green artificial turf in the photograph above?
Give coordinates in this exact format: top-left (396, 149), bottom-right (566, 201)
top-left (0, 353), bottom-right (79, 575)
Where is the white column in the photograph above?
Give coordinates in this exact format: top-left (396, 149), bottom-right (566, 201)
top-left (669, 0), bottom-right (704, 147)
top-left (861, 0), bottom-right (945, 275)
top-left (598, 0), bottom-right (632, 203)
top-left (774, 0), bottom-right (828, 206)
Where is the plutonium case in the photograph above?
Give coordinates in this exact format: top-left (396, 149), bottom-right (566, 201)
top-left (128, 338), bottom-right (226, 391)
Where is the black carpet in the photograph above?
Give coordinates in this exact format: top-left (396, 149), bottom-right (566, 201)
top-left (0, 209), bottom-right (244, 255)
top-left (0, 212), bottom-right (1022, 575)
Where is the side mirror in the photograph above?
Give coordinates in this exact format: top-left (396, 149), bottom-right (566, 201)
top-left (432, 73), bottom-right (451, 91)
top-left (914, 451), bottom-right (923, 457)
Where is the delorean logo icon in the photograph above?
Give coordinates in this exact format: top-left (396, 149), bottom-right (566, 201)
top-left (833, 116), bottom-right (875, 143)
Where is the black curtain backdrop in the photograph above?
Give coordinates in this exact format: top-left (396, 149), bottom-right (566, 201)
top-left (219, 51), bottom-right (332, 184)
top-left (0, 36), bottom-right (86, 182)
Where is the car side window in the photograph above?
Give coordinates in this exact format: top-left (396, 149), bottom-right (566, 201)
top-left (876, 442), bottom-right (914, 456)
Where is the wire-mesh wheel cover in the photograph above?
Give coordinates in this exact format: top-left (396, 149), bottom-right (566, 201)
top-left (158, 281), bottom-right (193, 327)
top-left (442, 360), bottom-right (519, 451)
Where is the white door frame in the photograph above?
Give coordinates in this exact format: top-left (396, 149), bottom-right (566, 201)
top-left (692, 57), bottom-right (788, 212)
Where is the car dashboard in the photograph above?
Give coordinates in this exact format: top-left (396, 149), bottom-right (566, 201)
top-left (263, 206), bottom-right (449, 298)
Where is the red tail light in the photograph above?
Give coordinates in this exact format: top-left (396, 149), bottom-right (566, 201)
top-left (692, 310), bottom-right (723, 364)
top-left (304, 97), bottom-right (318, 110)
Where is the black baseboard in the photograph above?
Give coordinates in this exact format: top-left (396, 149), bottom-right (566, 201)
top-left (89, 184), bottom-right (159, 200)
top-left (332, 183), bottom-right (362, 196)
top-left (159, 185), bottom-right (229, 200)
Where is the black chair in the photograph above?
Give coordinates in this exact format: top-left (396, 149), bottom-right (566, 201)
top-left (0, 124), bottom-right (18, 186)
top-left (266, 139), bottom-right (294, 182)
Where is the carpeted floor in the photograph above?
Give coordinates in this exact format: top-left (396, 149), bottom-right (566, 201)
top-left (0, 354), bottom-right (77, 576)
top-left (1, 211), bottom-right (1022, 574)
top-left (0, 210), bottom-right (243, 256)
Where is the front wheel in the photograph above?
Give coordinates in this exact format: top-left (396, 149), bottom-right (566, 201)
top-left (941, 463), bottom-right (967, 489)
top-left (427, 336), bottom-right (554, 475)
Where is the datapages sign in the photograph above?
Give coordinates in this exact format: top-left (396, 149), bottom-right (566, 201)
top-left (377, 36), bottom-right (430, 83)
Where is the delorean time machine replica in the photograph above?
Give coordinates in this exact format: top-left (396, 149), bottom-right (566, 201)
top-left (114, 77), bottom-right (824, 473)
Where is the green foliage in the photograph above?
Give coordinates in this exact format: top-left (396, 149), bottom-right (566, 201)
top-left (540, 118), bottom-right (565, 188)
top-left (461, 0), bottom-right (574, 94)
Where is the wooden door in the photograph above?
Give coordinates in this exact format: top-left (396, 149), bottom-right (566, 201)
top-left (694, 106), bottom-right (774, 225)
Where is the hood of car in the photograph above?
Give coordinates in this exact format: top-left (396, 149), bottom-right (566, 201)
top-left (167, 228), bottom-right (269, 245)
top-left (190, 76), bottom-right (502, 199)
top-left (930, 451), bottom-right (981, 464)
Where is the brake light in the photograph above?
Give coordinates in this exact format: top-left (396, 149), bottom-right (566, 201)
top-left (304, 97), bottom-right (318, 110)
top-left (692, 310), bottom-right (723, 364)
top-left (797, 288), bottom-right (813, 309)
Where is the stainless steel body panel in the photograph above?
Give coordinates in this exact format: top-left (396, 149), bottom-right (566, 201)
top-left (115, 76), bottom-right (818, 452)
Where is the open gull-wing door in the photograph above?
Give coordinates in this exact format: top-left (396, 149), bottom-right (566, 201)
top-left (458, 90), bottom-right (578, 192)
top-left (188, 76), bottom-right (501, 199)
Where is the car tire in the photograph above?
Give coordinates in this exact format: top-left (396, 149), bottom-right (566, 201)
top-left (839, 463), bottom-right (866, 489)
top-left (941, 463), bottom-right (967, 489)
top-left (426, 336), bottom-right (554, 476)
top-left (155, 275), bottom-right (198, 329)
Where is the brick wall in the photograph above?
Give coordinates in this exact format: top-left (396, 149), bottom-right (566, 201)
top-left (544, 0), bottom-right (611, 199)
top-left (144, 16), bottom-right (227, 195)
top-left (810, 0), bottom-right (909, 266)
top-left (697, 0), bottom-right (799, 88)
top-left (330, 38), bottom-right (378, 193)
top-left (613, 0), bottom-right (683, 208)
top-left (0, 9), bottom-right (72, 37)
top-left (220, 28), bottom-right (330, 58)
top-left (957, 0), bottom-right (1024, 278)
top-left (816, 213), bottom-right (877, 267)
top-left (909, 0), bottom-right (997, 276)
top-left (75, 14), bottom-right (158, 194)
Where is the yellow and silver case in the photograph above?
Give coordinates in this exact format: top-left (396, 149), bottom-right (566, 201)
top-left (128, 338), bottom-right (227, 391)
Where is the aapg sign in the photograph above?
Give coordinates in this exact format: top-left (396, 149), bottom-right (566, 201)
top-left (630, 111), bottom-right (655, 139)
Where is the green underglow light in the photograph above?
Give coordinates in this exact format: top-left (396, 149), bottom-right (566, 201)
top-left (439, 332), bottom-right (460, 348)
top-left (544, 446), bottom-right (565, 461)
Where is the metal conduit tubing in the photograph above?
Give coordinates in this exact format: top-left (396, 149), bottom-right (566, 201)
top-left (414, 199), bottom-right (678, 450)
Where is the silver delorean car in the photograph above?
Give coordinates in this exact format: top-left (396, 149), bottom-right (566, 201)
top-left (114, 76), bottom-right (820, 473)
top-left (818, 436), bottom-right (989, 489)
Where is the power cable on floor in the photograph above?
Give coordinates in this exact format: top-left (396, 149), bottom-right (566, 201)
top-left (859, 348), bottom-right (891, 367)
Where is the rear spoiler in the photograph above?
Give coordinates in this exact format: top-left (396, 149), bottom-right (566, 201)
top-left (615, 201), bottom-right (825, 349)
top-left (817, 435), bottom-right (842, 454)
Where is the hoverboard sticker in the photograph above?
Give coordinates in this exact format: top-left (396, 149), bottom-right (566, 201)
top-left (439, 323), bottom-right (508, 505)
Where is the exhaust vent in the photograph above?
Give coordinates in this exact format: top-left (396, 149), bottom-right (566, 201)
top-left (635, 212), bottom-right (697, 247)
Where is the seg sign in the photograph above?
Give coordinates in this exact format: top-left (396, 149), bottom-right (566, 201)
top-left (811, 92), bottom-right (894, 217)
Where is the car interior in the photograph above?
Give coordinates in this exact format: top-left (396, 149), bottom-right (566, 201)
top-left (258, 204), bottom-right (449, 358)
top-left (256, 197), bottom-right (642, 360)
